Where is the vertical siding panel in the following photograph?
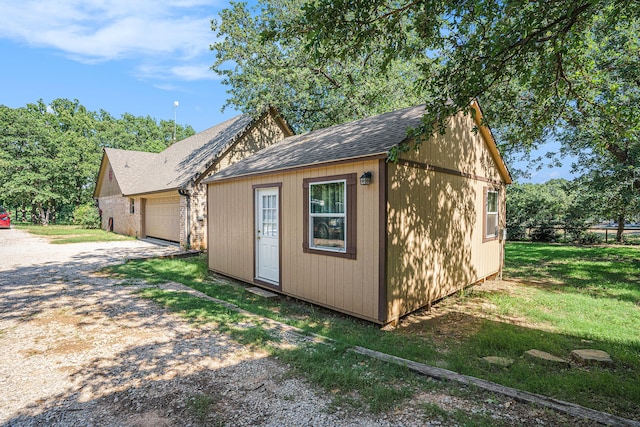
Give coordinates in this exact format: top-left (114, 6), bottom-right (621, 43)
top-left (208, 159), bottom-right (382, 323)
top-left (291, 171), bottom-right (301, 295)
top-left (302, 168), bottom-right (314, 300)
top-left (282, 173), bottom-right (292, 292)
top-left (317, 254), bottom-right (328, 303)
top-left (332, 258), bottom-right (344, 309)
top-left (248, 179), bottom-right (255, 280)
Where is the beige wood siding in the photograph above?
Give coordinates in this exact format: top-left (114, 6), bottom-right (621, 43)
top-left (385, 110), bottom-right (506, 321)
top-left (145, 195), bottom-right (180, 242)
top-left (208, 159), bottom-right (381, 322)
top-left (400, 110), bottom-right (504, 182)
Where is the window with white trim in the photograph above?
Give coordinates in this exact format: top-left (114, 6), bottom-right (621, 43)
top-left (485, 189), bottom-right (498, 239)
top-left (309, 180), bottom-right (346, 251)
top-left (129, 198), bottom-right (135, 214)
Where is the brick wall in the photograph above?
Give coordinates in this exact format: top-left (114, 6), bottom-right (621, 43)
top-left (98, 195), bottom-right (142, 238)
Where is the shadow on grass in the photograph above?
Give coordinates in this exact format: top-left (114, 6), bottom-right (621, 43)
top-left (105, 252), bottom-right (640, 421)
top-left (504, 242), bottom-right (640, 306)
top-left (153, 279), bottom-right (640, 421)
top-left (398, 310), bottom-right (640, 419)
top-left (133, 288), bottom-right (420, 414)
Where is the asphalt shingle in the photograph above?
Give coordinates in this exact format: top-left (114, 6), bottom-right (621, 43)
top-left (106, 114), bottom-right (255, 195)
top-left (205, 105), bottom-right (427, 182)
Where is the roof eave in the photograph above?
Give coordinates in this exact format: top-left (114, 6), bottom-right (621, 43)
top-left (470, 99), bottom-right (513, 185)
top-left (123, 187), bottom-right (181, 197)
top-left (191, 113), bottom-right (265, 188)
top-left (205, 152), bottom-right (388, 185)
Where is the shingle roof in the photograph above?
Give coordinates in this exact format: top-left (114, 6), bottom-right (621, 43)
top-left (205, 105), bottom-right (427, 182)
top-left (104, 114), bottom-right (255, 195)
top-left (102, 148), bottom-right (161, 196)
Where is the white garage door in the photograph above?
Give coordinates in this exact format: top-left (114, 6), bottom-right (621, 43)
top-left (145, 197), bottom-right (180, 242)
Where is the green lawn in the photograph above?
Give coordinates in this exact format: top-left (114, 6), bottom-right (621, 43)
top-left (105, 243), bottom-right (640, 420)
top-left (17, 224), bottom-right (133, 243)
top-left (496, 242), bottom-right (640, 344)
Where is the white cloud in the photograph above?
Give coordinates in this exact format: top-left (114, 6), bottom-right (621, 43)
top-left (0, 0), bottom-right (221, 80)
top-left (170, 64), bottom-right (220, 81)
top-left (136, 62), bottom-right (220, 82)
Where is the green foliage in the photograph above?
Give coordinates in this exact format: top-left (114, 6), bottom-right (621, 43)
top-left (186, 393), bottom-right (221, 425)
top-left (577, 232), bottom-right (602, 245)
top-left (73, 203), bottom-right (101, 229)
top-left (210, 0), bottom-right (426, 133)
top-left (506, 179), bottom-right (596, 242)
top-left (0, 99), bottom-right (195, 225)
top-left (290, 0), bottom-right (639, 220)
top-left (295, 1), bottom-right (638, 145)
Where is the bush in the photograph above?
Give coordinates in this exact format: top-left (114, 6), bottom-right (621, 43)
top-left (506, 225), bottom-right (527, 241)
top-left (577, 232), bottom-right (602, 245)
top-left (530, 226), bottom-right (560, 242)
top-left (73, 203), bottom-right (101, 229)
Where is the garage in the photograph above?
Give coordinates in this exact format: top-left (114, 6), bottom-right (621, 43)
top-left (144, 196), bottom-right (180, 242)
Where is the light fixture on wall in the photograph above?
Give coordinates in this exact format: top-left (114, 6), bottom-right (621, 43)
top-left (360, 171), bottom-right (372, 185)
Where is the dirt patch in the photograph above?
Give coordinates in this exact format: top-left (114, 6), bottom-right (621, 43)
top-left (50, 338), bottom-right (93, 355)
top-left (31, 312), bottom-right (85, 327)
top-left (397, 280), bottom-right (552, 343)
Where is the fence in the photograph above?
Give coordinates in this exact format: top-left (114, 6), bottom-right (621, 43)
top-left (517, 226), bottom-right (640, 243)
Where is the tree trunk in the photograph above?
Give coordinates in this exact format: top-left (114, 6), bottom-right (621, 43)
top-left (616, 214), bottom-right (625, 242)
top-left (36, 203), bottom-right (50, 226)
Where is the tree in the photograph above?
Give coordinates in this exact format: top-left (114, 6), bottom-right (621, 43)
top-left (94, 110), bottom-right (194, 152)
top-left (0, 103), bottom-right (65, 224)
top-left (293, 0), bottom-right (640, 222)
top-left (0, 99), bottom-right (196, 225)
top-left (506, 179), bottom-right (600, 243)
top-left (297, 2), bottom-right (635, 140)
top-left (507, 180), bottom-right (569, 242)
top-left (210, 0), bottom-right (427, 133)
top-left (554, 15), bottom-right (640, 240)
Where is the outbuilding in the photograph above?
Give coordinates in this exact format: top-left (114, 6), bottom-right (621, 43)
top-left (204, 102), bottom-right (511, 323)
top-left (93, 108), bottom-right (292, 249)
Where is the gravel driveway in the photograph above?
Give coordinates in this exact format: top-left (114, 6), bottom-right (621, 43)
top-left (0, 229), bottom-right (417, 427)
top-left (0, 228), bottom-right (597, 426)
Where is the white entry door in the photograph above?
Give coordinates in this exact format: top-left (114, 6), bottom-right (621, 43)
top-left (256, 188), bottom-right (279, 285)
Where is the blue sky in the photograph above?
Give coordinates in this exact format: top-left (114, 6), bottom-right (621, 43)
top-left (0, 0), bottom-right (571, 183)
top-left (0, 0), bottom-right (237, 133)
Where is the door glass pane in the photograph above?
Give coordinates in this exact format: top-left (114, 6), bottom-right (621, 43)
top-left (262, 195), bottom-right (277, 237)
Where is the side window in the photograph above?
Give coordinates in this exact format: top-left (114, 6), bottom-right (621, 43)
top-left (130, 198), bottom-right (135, 214)
top-left (484, 188), bottom-right (498, 240)
top-left (303, 174), bottom-right (357, 259)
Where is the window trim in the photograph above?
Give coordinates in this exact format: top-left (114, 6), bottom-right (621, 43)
top-left (303, 174), bottom-right (357, 259)
top-left (483, 187), bottom-right (499, 242)
top-left (129, 198), bottom-right (135, 214)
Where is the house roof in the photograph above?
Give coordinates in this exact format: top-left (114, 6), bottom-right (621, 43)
top-left (205, 105), bottom-right (429, 183)
top-left (96, 113), bottom-right (260, 197)
top-left (100, 148), bottom-right (161, 196)
top-left (205, 103), bottom-right (512, 185)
